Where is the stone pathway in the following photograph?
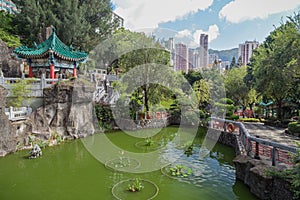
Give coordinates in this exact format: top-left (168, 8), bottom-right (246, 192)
top-left (243, 122), bottom-right (300, 148)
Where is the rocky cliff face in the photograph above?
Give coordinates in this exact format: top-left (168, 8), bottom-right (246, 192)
top-left (0, 78), bottom-right (99, 156)
top-left (28, 79), bottom-right (99, 139)
top-left (0, 40), bottom-right (22, 77)
top-left (0, 86), bottom-right (17, 156)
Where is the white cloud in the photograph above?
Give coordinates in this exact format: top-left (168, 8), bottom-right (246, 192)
top-left (112, 0), bottom-right (213, 29)
top-left (171, 25), bottom-right (220, 47)
top-left (193, 24), bottom-right (220, 43)
top-left (175, 29), bottom-right (192, 38)
top-left (219, 0), bottom-right (300, 23)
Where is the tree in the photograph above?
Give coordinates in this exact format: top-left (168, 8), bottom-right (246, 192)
top-left (184, 70), bottom-right (202, 86)
top-left (224, 66), bottom-right (249, 110)
top-left (230, 56), bottom-right (236, 69)
top-left (193, 79), bottom-right (210, 110)
top-left (96, 29), bottom-right (171, 113)
top-left (7, 79), bottom-right (32, 107)
top-left (13, 0), bottom-right (118, 51)
top-left (252, 13), bottom-right (300, 120)
top-left (237, 56), bottom-right (243, 67)
top-left (0, 11), bottom-right (21, 47)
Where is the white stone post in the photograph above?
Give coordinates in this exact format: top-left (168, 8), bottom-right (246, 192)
top-left (9, 106), bottom-right (14, 120)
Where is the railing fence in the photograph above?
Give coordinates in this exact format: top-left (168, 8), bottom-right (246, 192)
top-left (210, 117), bottom-right (298, 166)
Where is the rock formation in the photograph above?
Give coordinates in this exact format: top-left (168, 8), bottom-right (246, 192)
top-left (27, 78), bottom-right (99, 139)
top-left (0, 39), bottom-right (22, 77)
top-left (0, 78), bottom-right (100, 156)
top-left (234, 155), bottom-right (294, 200)
top-left (0, 86), bottom-right (17, 156)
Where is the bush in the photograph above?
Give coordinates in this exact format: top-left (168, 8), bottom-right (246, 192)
top-left (214, 102), bottom-right (236, 116)
top-left (219, 98), bottom-right (234, 105)
top-left (226, 115), bottom-right (239, 120)
top-left (95, 105), bottom-right (113, 130)
top-left (198, 110), bottom-right (206, 119)
top-left (238, 118), bottom-right (260, 122)
top-left (288, 122), bottom-right (300, 134)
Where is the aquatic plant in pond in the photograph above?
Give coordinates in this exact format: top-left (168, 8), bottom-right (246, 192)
top-left (118, 151), bottom-right (130, 167)
top-left (184, 141), bottom-right (194, 157)
top-left (105, 151), bottom-right (141, 171)
top-left (169, 164), bottom-right (192, 178)
top-left (145, 137), bottom-right (154, 146)
top-left (127, 177), bottom-right (144, 192)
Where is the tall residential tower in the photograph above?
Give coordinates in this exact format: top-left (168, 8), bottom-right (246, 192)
top-left (199, 34), bottom-right (208, 68)
top-left (238, 41), bottom-right (259, 66)
top-left (174, 43), bottom-right (188, 73)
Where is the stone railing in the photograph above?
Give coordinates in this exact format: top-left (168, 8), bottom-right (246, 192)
top-left (210, 117), bottom-right (299, 166)
top-left (0, 74), bottom-right (62, 97)
top-left (4, 106), bottom-right (32, 121)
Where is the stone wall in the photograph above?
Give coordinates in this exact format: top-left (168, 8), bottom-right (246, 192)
top-left (234, 156), bottom-right (294, 200)
top-left (115, 118), bottom-right (170, 131)
top-left (206, 128), bottom-right (237, 148)
top-left (208, 129), bottom-right (295, 200)
top-left (0, 86), bottom-right (17, 156)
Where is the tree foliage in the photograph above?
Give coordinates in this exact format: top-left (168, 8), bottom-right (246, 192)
top-left (7, 79), bottom-right (32, 107)
top-left (230, 56), bottom-right (236, 69)
top-left (193, 79), bottom-right (210, 110)
top-left (252, 13), bottom-right (300, 119)
top-left (224, 66), bottom-right (260, 112)
top-left (0, 11), bottom-right (21, 47)
top-left (13, 0), bottom-right (119, 51)
top-left (97, 29), bottom-right (172, 113)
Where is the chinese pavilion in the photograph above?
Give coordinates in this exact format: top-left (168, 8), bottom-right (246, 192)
top-left (13, 28), bottom-right (88, 79)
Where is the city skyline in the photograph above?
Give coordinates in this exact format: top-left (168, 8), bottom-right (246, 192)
top-left (112, 0), bottom-right (300, 50)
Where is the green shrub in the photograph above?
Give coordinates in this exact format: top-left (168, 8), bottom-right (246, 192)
top-left (288, 122), bottom-right (300, 134)
top-left (95, 105), bottom-right (113, 130)
top-left (226, 115), bottom-right (239, 120)
top-left (214, 102), bottom-right (236, 117)
top-left (239, 118), bottom-right (260, 122)
top-left (219, 98), bottom-right (234, 105)
top-left (198, 110), bottom-right (206, 119)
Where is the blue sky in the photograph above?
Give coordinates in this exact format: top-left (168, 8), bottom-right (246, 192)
top-left (112, 0), bottom-right (300, 50)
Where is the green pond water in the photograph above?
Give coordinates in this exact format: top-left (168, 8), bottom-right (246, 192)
top-left (0, 126), bottom-right (258, 200)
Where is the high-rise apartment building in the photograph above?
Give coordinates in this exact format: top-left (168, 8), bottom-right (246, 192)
top-left (199, 34), bottom-right (208, 68)
top-left (111, 12), bottom-right (124, 28)
top-left (238, 41), bottom-right (259, 66)
top-left (209, 53), bottom-right (218, 65)
top-left (188, 48), bottom-right (199, 70)
top-left (174, 43), bottom-right (188, 73)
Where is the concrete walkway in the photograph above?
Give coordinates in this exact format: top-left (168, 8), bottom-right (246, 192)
top-left (243, 122), bottom-right (300, 148)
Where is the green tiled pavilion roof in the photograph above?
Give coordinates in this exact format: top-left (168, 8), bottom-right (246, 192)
top-left (14, 30), bottom-right (88, 62)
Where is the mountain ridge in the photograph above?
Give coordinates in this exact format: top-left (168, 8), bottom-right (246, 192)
top-left (209, 48), bottom-right (238, 62)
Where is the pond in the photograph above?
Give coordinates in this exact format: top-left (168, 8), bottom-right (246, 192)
top-left (0, 126), bottom-right (258, 200)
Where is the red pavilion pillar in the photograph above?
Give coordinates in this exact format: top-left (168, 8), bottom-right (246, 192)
top-left (29, 66), bottom-right (33, 78)
top-left (73, 68), bottom-right (77, 77)
top-left (50, 64), bottom-right (55, 84)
